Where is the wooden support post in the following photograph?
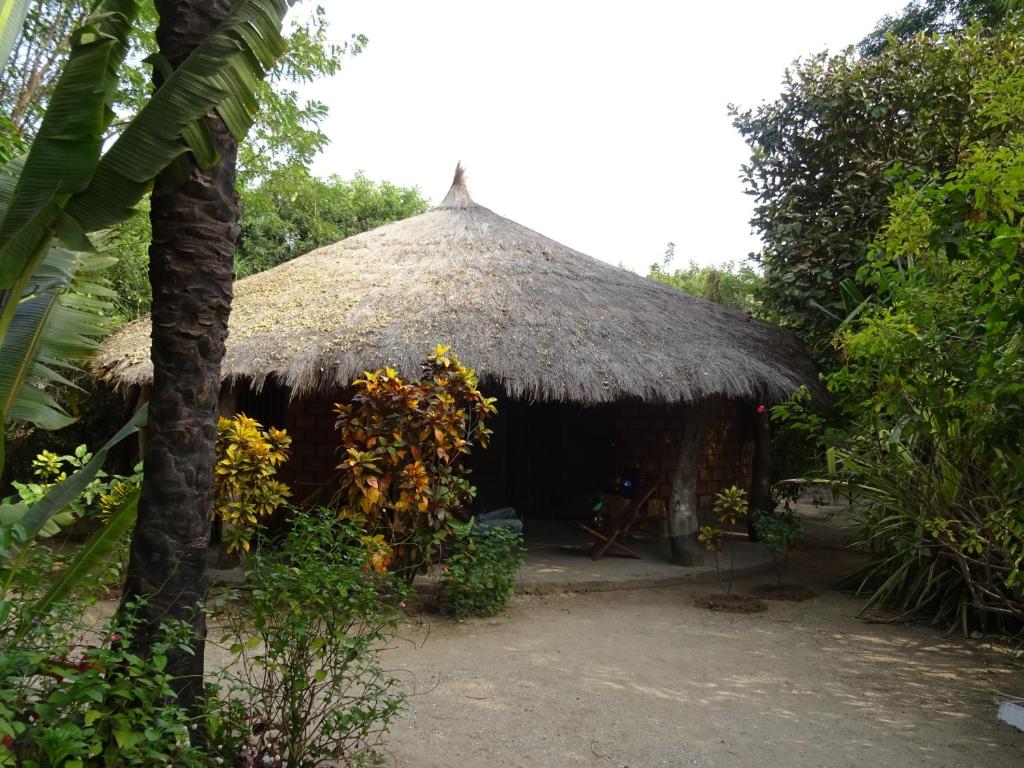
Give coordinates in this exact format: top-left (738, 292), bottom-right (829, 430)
top-left (748, 406), bottom-right (775, 539)
top-left (667, 396), bottom-right (721, 565)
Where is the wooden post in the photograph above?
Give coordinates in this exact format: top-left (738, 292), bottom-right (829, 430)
top-left (748, 405), bottom-right (775, 539)
top-left (667, 396), bottom-right (721, 565)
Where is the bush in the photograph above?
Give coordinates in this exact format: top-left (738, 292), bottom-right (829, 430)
top-left (2, 444), bottom-right (143, 528)
top-left (0, 605), bottom-right (203, 767)
top-left (833, 418), bottom-right (1024, 632)
top-left (208, 508), bottom-right (406, 768)
top-left (213, 413), bottom-right (292, 555)
top-left (753, 512), bottom-right (804, 585)
top-left (437, 520), bottom-right (526, 618)
top-left (334, 345), bottom-right (497, 582)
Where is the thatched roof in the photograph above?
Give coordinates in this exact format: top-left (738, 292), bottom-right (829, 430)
top-left (95, 166), bottom-right (822, 405)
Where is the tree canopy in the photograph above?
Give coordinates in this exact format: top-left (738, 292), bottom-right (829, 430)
top-left (647, 243), bottom-right (764, 316)
top-left (0, 0), bottom-right (362, 179)
top-left (858, 0), bottom-right (1014, 56)
top-left (732, 19), bottom-right (1024, 352)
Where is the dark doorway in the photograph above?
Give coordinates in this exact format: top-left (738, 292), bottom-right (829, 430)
top-left (470, 393), bottom-right (615, 529)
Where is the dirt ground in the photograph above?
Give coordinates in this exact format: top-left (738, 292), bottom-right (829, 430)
top-left (377, 549), bottom-right (1024, 768)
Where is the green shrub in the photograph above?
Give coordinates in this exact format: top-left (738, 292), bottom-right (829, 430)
top-left (753, 512), bottom-right (804, 585)
top-left (2, 444), bottom-right (143, 526)
top-left (832, 421), bottom-right (1024, 633)
top-left (209, 508), bottom-right (406, 768)
top-left (0, 606), bottom-right (203, 767)
top-left (437, 520), bottom-right (526, 618)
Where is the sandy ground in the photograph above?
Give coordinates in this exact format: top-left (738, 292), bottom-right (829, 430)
top-left (376, 550), bottom-right (1024, 768)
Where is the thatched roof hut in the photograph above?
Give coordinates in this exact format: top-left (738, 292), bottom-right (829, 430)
top-left (96, 166), bottom-right (822, 562)
top-left (95, 166), bottom-right (820, 406)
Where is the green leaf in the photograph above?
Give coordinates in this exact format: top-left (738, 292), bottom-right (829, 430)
top-left (0, 0), bottom-right (29, 72)
top-left (112, 728), bottom-right (141, 750)
top-left (0, 0), bottom-right (137, 288)
top-left (63, 0), bottom-right (294, 234)
top-left (0, 244), bottom-right (113, 430)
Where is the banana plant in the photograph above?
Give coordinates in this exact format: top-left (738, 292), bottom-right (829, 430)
top-left (0, 0), bottom-right (295, 557)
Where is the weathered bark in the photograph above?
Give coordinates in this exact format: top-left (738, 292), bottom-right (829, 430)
top-left (667, 397), bottom-right (722, 565)
top-left (748, 407), bottom-right (775, 539)
top-left (121, 0), bottom-right (238, 736)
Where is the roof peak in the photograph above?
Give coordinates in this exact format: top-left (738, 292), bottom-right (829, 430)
top-left (437, 162), bottom-right (476, 209)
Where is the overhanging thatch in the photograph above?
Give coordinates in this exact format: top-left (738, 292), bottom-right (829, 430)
top-left (95, 166), bottom-right (823, 405)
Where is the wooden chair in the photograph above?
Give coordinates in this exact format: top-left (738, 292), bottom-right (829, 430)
top-left (579, 484), bottom-right (657, 560)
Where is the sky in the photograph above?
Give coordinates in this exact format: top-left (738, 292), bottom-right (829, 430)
top-left (303, 0), bottom-right (910, 274)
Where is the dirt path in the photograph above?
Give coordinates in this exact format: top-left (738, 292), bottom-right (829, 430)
top-left (379, 555), bottom-right (1023, 767)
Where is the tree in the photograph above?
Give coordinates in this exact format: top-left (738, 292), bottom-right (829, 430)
top-left (858, 0), bottom-right (1014, 56)
top-left (732, 19), bottom-right (1024, 353)
top-left (0, 0), bottom-right (295, 670)
top-left (1, 1), bottom-right (355, 174)
top-left (119, 0), bottom-right (293, 730)
top-left (236, 165), bottom-right (428, 278)
top-left (648, 242), bottom-right (764, 316)
top-left (825, 47), bottom-right (1024, 629)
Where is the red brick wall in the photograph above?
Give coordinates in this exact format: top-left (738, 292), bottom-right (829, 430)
top-left (233, 383), bottom-right (756, 517)
top-left (275, 388), bottom-right (342, 500)
top-left (614, 399), bottom-right (755, 513)
top-left (698, 403), bottom-right (755, 513)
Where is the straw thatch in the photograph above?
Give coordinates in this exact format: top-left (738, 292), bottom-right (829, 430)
top-left (95, 166), bottom-right (822, 405)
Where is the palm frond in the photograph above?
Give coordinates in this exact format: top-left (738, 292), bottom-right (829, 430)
top-left (0, 245), bottom-right (115, 430)
top-left (0, 0), bottom-right (137, 288)
top-left (64, 0), bottom-right (293, 234)
top-left (0, 0), bottom-right (30, 71)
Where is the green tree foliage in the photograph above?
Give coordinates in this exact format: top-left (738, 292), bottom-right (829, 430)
top-left (858, 0), bottom-right (1014, 56)
top-left (2, 2), bottom-right (371, 323)
top-left (0, 1), bottom-right (359, 176)
top-left (647, 243), bottom-right (764, 316)
top-left (822, 40), bottom-right (1024, 630)
top-left (236, 165), bottom-right (429, 278)
top-left (732, 20), bottom-right (1024, 353)
top-left (102, 169), bottom-right (429, 321)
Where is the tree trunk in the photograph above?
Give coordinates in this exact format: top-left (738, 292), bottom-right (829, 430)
top-left (121, 0), bottom-right (238, 738)
top-left (667, 397), bottom-right (722, 565)
top-left (748, 406), bottom-right (775, 539)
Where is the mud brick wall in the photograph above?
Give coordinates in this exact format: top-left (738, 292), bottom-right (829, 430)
top-left (697, 403), bottom-right (755, 513)
top-left (278, 389), bottom-right (342, 498)
top-left (614, 399), bottom-right (755, 513)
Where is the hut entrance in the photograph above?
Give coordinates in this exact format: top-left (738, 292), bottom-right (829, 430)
top-left (470, 393), bottom-right (616, 530)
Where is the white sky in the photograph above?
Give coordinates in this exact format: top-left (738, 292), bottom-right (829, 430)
top-left (303, 0), bottom-right (908, 273)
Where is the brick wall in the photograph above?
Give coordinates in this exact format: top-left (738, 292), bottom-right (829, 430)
top-left (280, 389), bottom-right (343, 500)
top-left (233, 382), bottom-right (756, 517)
top-left (614, 399), bottom-right (755, 513)
top-left (697, 402), bottom-right (755, 514)
top-left (225, 382), bottom-right (344, 501)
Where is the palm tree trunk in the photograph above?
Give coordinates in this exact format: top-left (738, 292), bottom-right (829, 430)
top-left (121, 0), bottom-right (237, 737)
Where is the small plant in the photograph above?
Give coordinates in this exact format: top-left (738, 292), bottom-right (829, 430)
top-left (698, 524), bottom-right (726, 583)
top-left (713, 485), bottom-right (749, 526)
top-left (2, 444), bottom-right (143, 528)
top-left (753, 512), bottom-right (804, 585)
top-left (210, 508), bottom-right (406, 767)
top-left (213, 413), bottom-right (292, 554)
top-left (437, 519), bottom-right (526, 618)
top-left (699, 486), bottom-right (750, 593)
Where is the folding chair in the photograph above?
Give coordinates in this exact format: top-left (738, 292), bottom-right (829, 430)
top-left (579, 484), bottom-right (657, 560)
